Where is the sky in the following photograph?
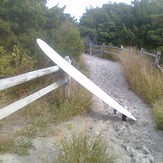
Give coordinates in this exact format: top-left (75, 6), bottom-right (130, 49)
top-left (46, 0), bottom-right (132, 21)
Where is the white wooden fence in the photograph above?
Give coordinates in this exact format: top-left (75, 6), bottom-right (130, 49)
top-left (0, 56), bottom-right (71, 120)
top-left (88, 43), bottom-right (162, 72)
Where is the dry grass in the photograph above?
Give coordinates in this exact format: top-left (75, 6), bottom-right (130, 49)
top-left (118, 50), bottom-right (163, 129)
top-left (55, 132), bottom-right (118, 163)
top-left (0, 81), bottom-right (92, 155)
top-left (0, 56), bottom-right (92, 155)
top-left (152, 100), bottom-right (163, 129)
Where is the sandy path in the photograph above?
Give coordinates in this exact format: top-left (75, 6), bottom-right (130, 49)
top-left (0, 54), bottom-right (163, 163)
top-left (83, 54), bottom-right (163, 163)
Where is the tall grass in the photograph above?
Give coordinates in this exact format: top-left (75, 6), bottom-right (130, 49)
top-left (152, 100), bottom-right (163, 129)
top-left (55, 133), bottom-right (117, 163)
top-left (0, 80), bottom-right (92, 154)
top-left (118, 50), bottom-right (163, 129)
top-left (0, 56), bottom-right (92, 154)
top-left (51, 82), bottom-right (92, 123)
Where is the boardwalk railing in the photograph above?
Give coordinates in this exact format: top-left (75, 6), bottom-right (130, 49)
top-left (87, 43), bottom-right (162, 72)
top-left (0, 56), bottom-right (71, 120)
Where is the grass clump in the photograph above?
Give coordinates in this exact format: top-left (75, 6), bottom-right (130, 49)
top-left (15, 116), bottom-right (49, 138)
top-left (51, 82), bottom-right (92, 123)
top-left (0, 137), bottom-right (15, 154)
top-left (118, 50), bottom-right (163, 129)
top-left (0, 136), bottom-right (33, 156)
top-left (0, 116), bottom-right (44, 155)
top-left (152, 100), bottom-right (163, 129)
top-left (55, 133), bottom-right (117, 163)
top-left (12, 137), bottom-right (33, 156)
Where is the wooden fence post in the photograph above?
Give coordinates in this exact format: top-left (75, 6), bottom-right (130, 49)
top-left (141, 48), bottom-right (144, 57)
top-left (64, 56), bottom-right (71, 98)
top-left (90, 43), bottom-right (92, 55)
top-left (101, 43), bottom-right (106, 58)
top-left (155, 51), bottom-right (161, 66)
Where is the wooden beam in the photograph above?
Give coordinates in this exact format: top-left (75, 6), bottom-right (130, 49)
top-left (0, 80), bottom-right (66, 120)
top-left (143, 51), bottom-right (156, 58)
top-left (64, 56), bottom-right (71, 98)
top-left (0, 66), bottom-right (59, 91)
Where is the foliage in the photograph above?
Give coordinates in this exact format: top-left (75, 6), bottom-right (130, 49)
top-left (55, 133), bottom-right (117, 163)
top-left (51, 82), bottom-right (91, 123)
top-left (0, 45), bottom-right (35, 78)
top-left (0, 0), bottom-right (84, 66)
top-left (118, 50), bottom-right (163, 129)
top-left (0, 136), bottom-right (33, 156)
top-left (80, 0), bottom-right (163, 50)
top-left (52, 20), bottom-right (84, 59)
top-left (13, 137), bottom-right (33, 156)
top-left (0, 136), bottom-right (15, 154)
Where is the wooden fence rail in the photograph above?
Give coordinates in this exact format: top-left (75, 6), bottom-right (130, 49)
top-left (0, 66), bottom-right (59, 91)
top-left (87, 43), bottom-right (162, 72)
top-left (140, 48), bottom-right (162, 72)
top-left (0, 56), bottom-right (71, 120)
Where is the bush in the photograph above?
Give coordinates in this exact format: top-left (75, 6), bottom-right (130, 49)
top-left (0, 45), bottom-right (35, 78)
top-left (53, 20), bottom-right (84, 60)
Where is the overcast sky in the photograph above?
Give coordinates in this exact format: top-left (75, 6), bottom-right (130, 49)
top-left (46, 0), bottom-right (132, 20)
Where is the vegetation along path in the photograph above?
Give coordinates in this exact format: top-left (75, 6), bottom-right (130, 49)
top-left (0, 54), bottom-right (163, 163)
top-left (83, 53), bottom-right (163, 163)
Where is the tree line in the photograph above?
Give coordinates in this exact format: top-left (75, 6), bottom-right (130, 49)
top-left (79, 0), bottom-right (163, 51)
top-left (0, 0), bottom-right (84, 77)
top-left (0, 0), bottom-right (162, 78)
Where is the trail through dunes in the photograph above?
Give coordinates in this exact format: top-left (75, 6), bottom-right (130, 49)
top-left (83, 54), bottom-right (163, 163)
top-left (0, 54), bottom-right (163, 163)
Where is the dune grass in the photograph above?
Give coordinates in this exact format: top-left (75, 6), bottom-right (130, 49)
top-left (118, 50), bottom-right (163, 129)
top-left (55, 132), bottom-right (118, 163)
top-left (0, 80), bottom-right (92, 155)
top-left (0, 56), bottom-right (92, 155)
top-left (152, 100), bottom-right (163, 129)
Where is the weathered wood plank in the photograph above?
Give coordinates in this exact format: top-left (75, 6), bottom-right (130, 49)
top-left (105, 46), bottom-right (121, 50)
top-left (92, 49), bottom-right (103, 52)
top-left (103, 51), bottom-right (115, 55)
top-left (157, 65), bottom-right (163, 73)
top-left (143, 51), bottom-right (156, 57)
top-left (0, 79), bottom-right (67, 120)
top-left (0, 66), bottom-right (59, 91)
top-left (64, 56), bottom-right (71, 98)
top-left (91, 44), bottom-right (102, 48)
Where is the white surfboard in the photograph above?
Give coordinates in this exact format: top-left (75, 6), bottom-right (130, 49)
top-left (37, 39), bottom-right (137, 121)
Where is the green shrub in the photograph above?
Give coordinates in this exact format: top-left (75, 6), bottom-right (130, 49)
top-left (53, 20), bottom-right (84, 59)
top-left (0, 45), bottom-right (35, 78)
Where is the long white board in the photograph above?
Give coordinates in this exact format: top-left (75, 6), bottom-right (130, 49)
top-left (37, 39), bottom-right (137, 121)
